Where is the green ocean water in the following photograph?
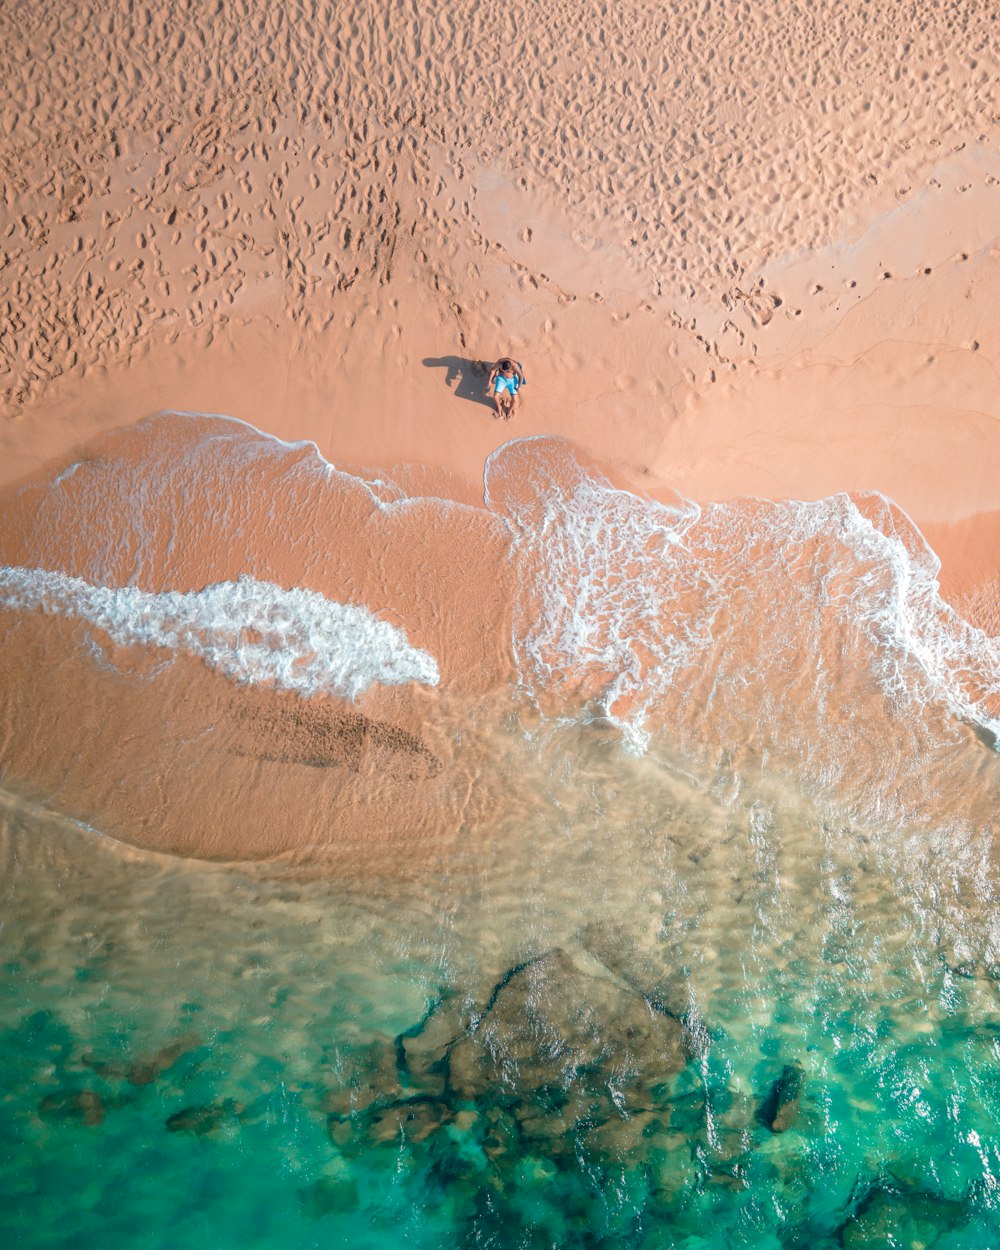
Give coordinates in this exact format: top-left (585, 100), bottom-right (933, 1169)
top-left (3, 718), bottom-right (1000, 1250)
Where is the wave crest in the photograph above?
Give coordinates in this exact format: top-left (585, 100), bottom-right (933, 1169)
top-left (0, 567), bottom-right (440, 700)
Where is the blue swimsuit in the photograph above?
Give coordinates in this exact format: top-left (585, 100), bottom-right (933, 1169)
top-left (494, 366), bottom-right (522, 395)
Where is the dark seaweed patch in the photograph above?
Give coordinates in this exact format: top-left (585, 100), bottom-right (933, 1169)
top-left (757, 1061), bottom-right (803, 1133)
top-left (231, 692), bottom-right (442, 781)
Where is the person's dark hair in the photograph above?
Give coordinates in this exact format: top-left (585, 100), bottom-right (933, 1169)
top-left (499, 358), bottom-right (512, 370)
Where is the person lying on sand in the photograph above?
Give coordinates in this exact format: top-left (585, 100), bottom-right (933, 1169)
top-left (485, 358), bottom-right (526, 420)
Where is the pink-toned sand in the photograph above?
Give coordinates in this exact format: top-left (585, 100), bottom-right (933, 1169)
top-left (0, 0), bottom-right (997, 860)
top-left (1, 0), bottom-right (997, 599)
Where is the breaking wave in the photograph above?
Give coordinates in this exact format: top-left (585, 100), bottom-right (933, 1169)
top-left (0, 567), bottom-right (440, 700)
top-left (486, 439), bottom-right (1000, 827)
top-left (1, 417), bottom-right (997, 859)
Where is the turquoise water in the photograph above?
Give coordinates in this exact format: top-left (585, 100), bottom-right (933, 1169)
top-left (3, 423), bottom-right (999, 1247)
top-left (4, 717), bottom-right (1000, 1249)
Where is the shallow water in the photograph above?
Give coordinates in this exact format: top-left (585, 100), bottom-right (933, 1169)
top-left (4, 715), bottom-right (1000, 1248)
top-left (2, 419), bottom-right (1000, 1246)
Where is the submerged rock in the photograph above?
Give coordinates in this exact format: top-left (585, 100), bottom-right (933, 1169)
top-left (83, 1029), bottom-right (200, 1086)
top-left (38, 1088), bottom-right (105, 1127)
top-left (126, 1032), bottom-right (201, 1086)
top-left (327, 1093), bottom-right (451, 1151)
top-left (322, 1037), bottom-right (403, 1120)
top-left (367, 1097), bottom-right (451, 1144)
top-left (80, 1055), bottom-right (130, 1082)
top-left (321, 1003), bottom-right (461, 1130)
top-left (583, 1108), bottom-right (660, 1157)
top-left (448, 949), bottom-right (687, 1123)
top-left (322, 949), bottom-right (689, 1162)
top-left (165, 1099), bottom-right (238, 1137)
top-left (578, 921), bottom-right (691, 1024)
top-left (840, 1184), bottom-right (968, 1248)
top-left (757, 1061), bottom-right (803, 1133)
top-left (481, 1107), bottom-right (520, 1164)
top-left (298, 1174), bottom-right (360, 1219)
top-left (397, 1000), bottom-right (460, 1098)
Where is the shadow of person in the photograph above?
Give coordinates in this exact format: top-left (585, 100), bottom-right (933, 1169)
top-left (423, 356), bottom-right (494, 407)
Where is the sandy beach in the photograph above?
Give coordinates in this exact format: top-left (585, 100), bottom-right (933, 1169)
top-left (4, 5), bottom-right (1000, 1246)
top-left (1, 0), bottom-right (997, 615)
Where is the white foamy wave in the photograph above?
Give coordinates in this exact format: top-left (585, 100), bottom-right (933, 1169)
top-left (486, 440), bottom-right (1000, 798)
top-left (843, 493), bottom-right (1000, 745)
top-left (0, 567), bottom-right (440, 699)
top-left (485, 437), bottom-right (704, 751)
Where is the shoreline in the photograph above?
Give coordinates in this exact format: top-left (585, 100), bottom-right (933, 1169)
top-left (2, 301), bottom-right (997, 617)
top-left (1, 0), bottom-right (998, 625)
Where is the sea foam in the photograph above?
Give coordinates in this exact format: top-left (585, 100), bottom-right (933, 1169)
top-left (486, 439), bottom-right (1000, 768)
top-left (0, 567), bottom-right (440, 699)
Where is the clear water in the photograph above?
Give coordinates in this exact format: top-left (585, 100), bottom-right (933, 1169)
top-left (3, 423), bottom-right (1000, 1247)
top-left (4, 712), bottom-right (1000, 1249)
